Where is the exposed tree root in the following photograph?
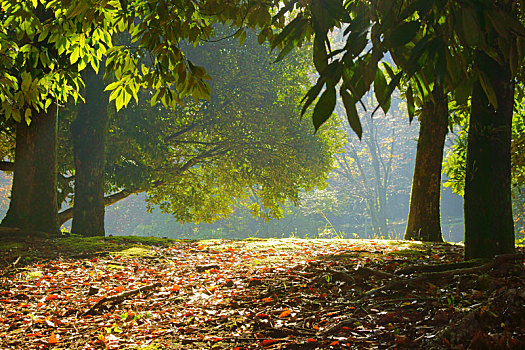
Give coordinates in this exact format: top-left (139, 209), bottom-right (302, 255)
top-left (366, 253), bottom-right (524, 296)
top-left (84, 282), bottom-right (162, 316)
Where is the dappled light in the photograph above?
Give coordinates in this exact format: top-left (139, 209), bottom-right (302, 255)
top-left (1, 0), bottom-right (525, 348)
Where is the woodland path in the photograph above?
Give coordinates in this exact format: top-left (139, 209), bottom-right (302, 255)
top-left (0, 237), bottom-right (524, 349)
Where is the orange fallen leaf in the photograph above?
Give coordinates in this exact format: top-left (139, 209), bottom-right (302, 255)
top-left (26, 332), bottom-right (43, 337)
top-left (261, 297), bottom-right (272, 302)
top-left (169, 285), bottom-right (181, 292)
top-left (279, 309), bottom-right (291, 318)
top-left (48, 332), bottom-right (58, 344)
top-left (44, 294), bottom-right (58, 301)
top-left (115, 286), bottom-right (125, 293)
top-left (262, 339), bottom-right (278, 346)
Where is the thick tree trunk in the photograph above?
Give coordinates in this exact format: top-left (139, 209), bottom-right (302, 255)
top-left (70, 68), bottom-right (109, 236)
top-left (464, 52), bottom-right (515, 259)
top-left (59, 189), bottom-right (134, 227)
top-left (404, 84), bottom-right (447, 242)
top-left (1, 105), bottom-right (59, 233)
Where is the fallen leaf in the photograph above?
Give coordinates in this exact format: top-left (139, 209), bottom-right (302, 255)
top-left (279, 309), bottom-right (291, 318)
top-left (48, 332), bottom-right (58, 344)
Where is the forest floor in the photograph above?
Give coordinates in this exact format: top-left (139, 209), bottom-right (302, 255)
top-left (0, 235), bottom-right (524, 349)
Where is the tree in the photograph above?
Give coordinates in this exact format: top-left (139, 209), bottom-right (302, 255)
top-left (444, 87), bottom-right (525, 242)
top-left (0, 1), bottom-right (114, 234)
top-left (0, 0), bottom-right (273, 235)
top-left (70, 67), bottom-right (109, 236)
top-left (404, 83), bottom-right (447, 242)
top-left (331, 93), bottom-right (415, 238)
top-left (265, 0), bottom-right (525, 258)
top-left (56, 29), bottom-right (338, 230)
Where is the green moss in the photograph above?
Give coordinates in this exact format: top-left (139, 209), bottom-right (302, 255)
top-left (242, 237), bottom-right (266, 242)
top-left (52, 235), bottom-right (175, 256)
top-left (54, 235), bottom-right (111, 253)
top-left (135, 344), bottom-right (164, 350)
top-left (117, 247), bottom-right (155, 258)
top-left (0, 241), bottom-right (24, 250)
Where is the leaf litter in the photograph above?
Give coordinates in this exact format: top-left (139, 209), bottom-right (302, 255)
top-left (0, 238), bottom-right (524, 349)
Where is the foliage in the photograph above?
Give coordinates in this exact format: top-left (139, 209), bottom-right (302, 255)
top-left (57, 29), bottom-right (340, 224)
top-left (0, 0), bottom-right (114, 122)
top-left (0, 0), bottom-right (275, 122)
top-left (263, 0), bottom-right (525, 132)
top-left (444, 101), bottom-right (525, 195)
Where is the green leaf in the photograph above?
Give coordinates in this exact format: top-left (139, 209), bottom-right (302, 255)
top-left (239, 31), bottom-right (247, 46)
top-left (406, 84), bottom-right (415, 123)
top-left (382, 62), bottom-right (396, 80)
top-left (340, 89), bottom-right (362, 139)
top-left (24, 108), bottom-right (32, 125)
top-left (374, 67), bottom-right (390, 114)
top-left (312, 84), bottom-right (336, 131)
top-left (70, 46), bottom-right (80, 65)
top-left (301, 79), bottom-right (325, 116)
top-left (389, 21), bottom-right (420, 47)
top-left (313, 35), bottom-right (328, 73)
top-left (274, 42), bottom-right (295, 63)
top-left (454, 79), bottom-right (470, 106)
top-left (462, 8), bottom-right (480, 46)
top-left (324, 0), bottom-right (351, 22)
top-left (105, 80), bottom-right (121, 92)
top-left (271, 0), bottom-right (297, 24)
top-left (478, 71), bottom-right (498, 109)
top-left (487, 10), bottom-right (508, 38)
top-left (150, 89), bottom-right (161, 107)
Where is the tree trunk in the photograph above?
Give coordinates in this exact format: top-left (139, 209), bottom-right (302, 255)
top-left (70, 68), bottom-right (109, 236)
top-left (464, 52), bottom-right (515, 259)
top-left (1, 105), bottom-right (59, 234)
top-left (404, 84), bottom-right (447, 242)
top-left (59, 189), bottom-right (134, 227)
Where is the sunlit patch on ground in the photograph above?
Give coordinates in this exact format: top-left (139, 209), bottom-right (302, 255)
top-left (0, 238), bottom-right (523, 349)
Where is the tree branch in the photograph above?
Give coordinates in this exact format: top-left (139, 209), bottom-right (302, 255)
top-left (58, 189), bottom-right (136, 226)
top-left (1, 161), bottom-right (73, 181)
top-left (0, 161), bottom-right (14, 172)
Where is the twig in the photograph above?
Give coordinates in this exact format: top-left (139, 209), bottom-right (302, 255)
top-left (84, 282), bottom-right (162, 316)
top-left (317, 317), bottom-right (357, 337)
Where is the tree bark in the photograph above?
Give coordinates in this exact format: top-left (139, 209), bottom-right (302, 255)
top-left (464, 52), bottom-right (515, 259)
top-left (1, 105), bottom-right (59, 234)
top-left (59, 189), bottom-right (134, 227)
top-left (404, 84), bottom-right (447, 242)
top-left (70, 67), bottom-right (109, 236)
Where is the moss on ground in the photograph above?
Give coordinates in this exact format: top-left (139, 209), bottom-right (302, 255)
top-left (0, 235), bottom-right (177, 267)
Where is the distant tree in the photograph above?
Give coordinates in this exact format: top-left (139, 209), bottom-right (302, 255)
top-left (56, 29), bottom-right (339, 231)
top-left (331, 93), bottom-right (415, 238)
